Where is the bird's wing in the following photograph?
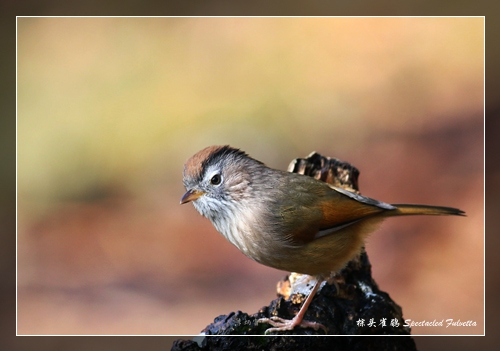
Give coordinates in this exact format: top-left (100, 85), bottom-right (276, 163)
top-left (278, 175), bottom-right (395, 244)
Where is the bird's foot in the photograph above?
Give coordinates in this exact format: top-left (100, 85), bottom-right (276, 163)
top-left (257, 315), bottom-right (327, 334)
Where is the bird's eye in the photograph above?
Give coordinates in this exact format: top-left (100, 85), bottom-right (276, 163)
top-left (210, 174), bottom-right (222, 185)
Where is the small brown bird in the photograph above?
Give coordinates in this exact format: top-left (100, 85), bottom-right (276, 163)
top-left (180, 145), bottom-right (465, 334)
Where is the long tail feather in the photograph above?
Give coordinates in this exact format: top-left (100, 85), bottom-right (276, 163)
top-left (390, 204), bottom-right (465, 217)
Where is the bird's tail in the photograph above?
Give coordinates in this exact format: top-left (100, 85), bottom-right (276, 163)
top-left (389, 204), bottom-right (465, 217)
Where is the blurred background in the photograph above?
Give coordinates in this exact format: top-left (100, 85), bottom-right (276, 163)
top-left (17, 17), bottom-right (483, 336)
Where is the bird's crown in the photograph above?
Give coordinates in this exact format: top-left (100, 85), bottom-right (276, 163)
top-left (183, 145), bottom-right (258, 181)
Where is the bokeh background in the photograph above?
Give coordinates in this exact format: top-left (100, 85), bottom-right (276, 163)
top-left (17, 17), bottom-right (483, 336)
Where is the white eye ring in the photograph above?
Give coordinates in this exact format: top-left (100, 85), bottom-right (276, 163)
top-left (209, 172), bottom-right (223, 186)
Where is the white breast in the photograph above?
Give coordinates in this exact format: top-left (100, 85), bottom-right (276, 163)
top-left (193, 195), bottom-right (281, 266)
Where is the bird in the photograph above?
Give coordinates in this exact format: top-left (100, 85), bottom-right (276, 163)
top-left (180, 145), bottom-right (465, 334)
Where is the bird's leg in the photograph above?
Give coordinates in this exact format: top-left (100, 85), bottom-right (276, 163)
top-left (257, 279), bottom-right (327, 334)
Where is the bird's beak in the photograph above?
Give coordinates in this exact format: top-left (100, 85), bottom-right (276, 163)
top-left (180, 189), bottom-right (205, 204)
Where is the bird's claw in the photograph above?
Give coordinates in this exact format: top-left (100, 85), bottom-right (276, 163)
top-left (257, 316), bottom-right (327, 334)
